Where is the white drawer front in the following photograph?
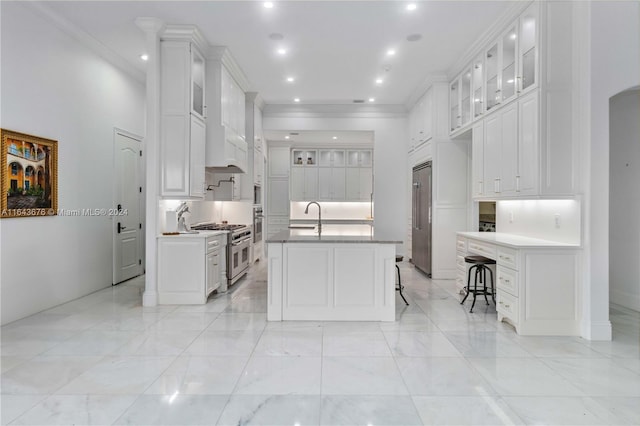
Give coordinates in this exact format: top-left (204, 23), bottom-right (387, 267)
top-left (497, 266), bottom-right (518, 297)
top-left (456, 237), bottom-right (467, 252)
top-left (456, 253), bottom-right (466, 270)
top-left (497, 290), bottom-right (519, 324)
top-left (206, 236), bottom-right (223, 253)
top-left (497, 247), bottom-right (518, 269)
top-left (468, 240), bottom-right (497, 259)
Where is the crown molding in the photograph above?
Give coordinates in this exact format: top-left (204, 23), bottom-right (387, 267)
top-left (206, 46), bottom-right (252, 92)
top-left (23, 2), bottom-right (145, 83)
top-left (404, 73), bottom-right (449, 110)
top-left (161, 24), bottom-right (208, 54)
top-left (263, 103), bottom-right (407, 119)
top-left (447, 0), bottom-right (532, 79)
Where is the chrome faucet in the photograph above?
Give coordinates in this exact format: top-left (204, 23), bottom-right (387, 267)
top-left (304, 201), bottom-right (322, 234)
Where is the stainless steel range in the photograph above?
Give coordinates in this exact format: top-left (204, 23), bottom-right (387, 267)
top-left (191, 223), bottom-right (252, 287)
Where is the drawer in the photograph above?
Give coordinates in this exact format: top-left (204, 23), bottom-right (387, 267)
top-left (456, 253), bottom-right (466, 270)
top-left (206, 235), bottom-right (223, 253)
top-left (467, 240), bottom-right (497, 259)
top-left (456, 237), bottom-right (467, 252)
top-left (497, 247), bottom-right (518, 269)
top-left (497, 290), bottom-right (519, 324)
top-left (497, 265), bottom-right (518, 297)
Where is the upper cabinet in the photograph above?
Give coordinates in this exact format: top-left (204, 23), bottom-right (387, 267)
top-left (205, 47), bottom-right (249, 172)
top-left (409, 88), bottom-right (433, 150)
top-left (450, 3), bottom-right (538, 136)
top-left (347, 150), bottom-right (373, 167)
top-left (159, 27), bottom-right (208, 199)
top-left (463, 1), bottom-right (576, 199)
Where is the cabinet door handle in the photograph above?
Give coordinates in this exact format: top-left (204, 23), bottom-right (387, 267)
top-left (478, 181), bottom-right (483, 195)
top-left (516, 175), bottom-right (521, 192)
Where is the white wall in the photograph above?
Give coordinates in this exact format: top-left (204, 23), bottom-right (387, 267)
top-left (582, 0), bottom-right (640, 338)
top-left (0, 3), bottom-right (145, 324)
top-left (263, 111), bottom-right (407, 246)
top-left (609, 89), bottom-right (640, 311)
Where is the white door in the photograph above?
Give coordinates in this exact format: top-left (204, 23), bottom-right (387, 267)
top-left (113, 131), bottom-right (142, 284)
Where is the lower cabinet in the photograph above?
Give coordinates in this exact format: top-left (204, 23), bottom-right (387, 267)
top-left (457, 234), bottom-right (579, 336)
top-left (158, 233), bottom-right (226, 304)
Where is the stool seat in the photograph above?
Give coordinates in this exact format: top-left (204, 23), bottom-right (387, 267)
top-left (464, 255), bottom-right (496, 265)
top-left (460, 255), bottom-right (495, 313)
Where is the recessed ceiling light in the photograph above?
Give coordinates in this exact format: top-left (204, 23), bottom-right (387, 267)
top-left (406, 34), bottom-right (422, 42)
top-left (406, 3), bottom-right (417, 11)
top-left (375, 78), bottom-right (384, 85)
top-left (368, 98), bottom-right (375, 102)
top-left (387, 49), bottom-right (396, 56)
top-left (294, 98), bottom-right (300, 103)
top-left (510, 33), bottom-right (517, 40)
top-left (332, 136), bottom-right (338, 140)
top-left (140, 54), bottom-right (149, 61)
top-left (285, 135), bottom-right (290, 139)
top-left (263, 2), bottom-right (274, 9)
top-left (269, 33), bottom-right (284, 40)
top-left (286, 76), bottom-right (295, 83)
top-left (277, 48), bottom-right (287, 55)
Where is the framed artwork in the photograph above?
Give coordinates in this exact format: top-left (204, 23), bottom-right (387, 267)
top-left (1, 129), bottom-right (58, 218)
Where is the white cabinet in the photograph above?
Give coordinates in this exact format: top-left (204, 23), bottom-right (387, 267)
top-left (269, 147), bottom-right (290, 178)
top-left (268, 178), bottom-right (289, 216)
top-left (450, 66), bottom-right (473, 133)
top-left (347, 150), bottom-right (373, 167)
top-left (319, 167), bottom-right (346, 201)
top-left (158, 233), bottom-right (226, 304)
top-left (318, 149), bottom-right (345, 167)
top-left (292, 149), bottom-right (317, 166)
top-left (477, 91), bottom-right (538, 199)
top-left (471, 121), bottom-right (484, 197)
top-left (482, 101), bottom-right (518, 196)
top-left (472, 55), bottom-right (485, 120)
top-left (410, 90), bottom-right (433, 148)
top-left (346, 167), bottom-right (372, 201)
top-left (290, 167), bottom-right (318, 201)
top-left (518, 4), bottom-right (538, 95)
top-left (159, 34), bottom-right (207, 199)
top-left (205, 48), bottom-right (248, 172)
top-left (457, 233), bottom-right (579, 336)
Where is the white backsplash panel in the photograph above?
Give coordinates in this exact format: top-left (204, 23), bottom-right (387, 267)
top-left (290, 201), bottom-right (372, 221)
top-left (496, 199), bottom-right (581, 245)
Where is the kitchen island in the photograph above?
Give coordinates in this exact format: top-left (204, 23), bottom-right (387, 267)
top-left (266, 225), bottom-right (401, 321)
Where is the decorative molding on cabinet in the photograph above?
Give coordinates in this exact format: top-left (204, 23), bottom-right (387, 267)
top-left (404, 73), bottom-right (448, 110)
top-left (161, 24), bottom-right (208, 53)
top-left (207, 46), bottom-right (252, 92)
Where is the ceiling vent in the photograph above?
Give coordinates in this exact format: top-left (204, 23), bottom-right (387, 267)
top-left (353, 99), bottom-right (365, 103)
top-left (289, 132), bottom-right (299, 135)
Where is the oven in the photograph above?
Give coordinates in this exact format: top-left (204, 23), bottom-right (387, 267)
top-left (229, 227), bottom-right (252, 285)
top-left (190, 223), bottom-right (252, 287)
top-left (253, 207), bottom-right (263, 244)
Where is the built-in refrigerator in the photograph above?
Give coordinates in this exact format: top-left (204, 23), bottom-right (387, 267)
top-left (412, 161), bottom-right (432, 275)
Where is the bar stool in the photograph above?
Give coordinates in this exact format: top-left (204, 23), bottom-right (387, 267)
top-left (396, 255), bottom-right (409, 305)
top-left (460, 255), bottom-right (495, 313)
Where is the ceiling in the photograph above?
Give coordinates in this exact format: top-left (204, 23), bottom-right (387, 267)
top-left (43, 1), bottom-right (515, 106)
top-left (263, 130), bottom-right (374, 146)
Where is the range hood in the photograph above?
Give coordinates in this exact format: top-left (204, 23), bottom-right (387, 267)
top-left (205, 161), bottom-right (245, 174)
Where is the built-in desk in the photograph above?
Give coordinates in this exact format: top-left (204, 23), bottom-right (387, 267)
top-left (457, 232), bottom-right (581, 336)
top-left (266, 225), bottom-right (401, 321)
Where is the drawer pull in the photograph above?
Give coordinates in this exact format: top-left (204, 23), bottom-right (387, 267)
top-left (504, 304), bottom-right (510, 308)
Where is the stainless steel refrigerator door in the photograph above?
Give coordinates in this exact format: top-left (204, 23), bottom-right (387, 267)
top-left (411, 162), bottom-right (432, 275)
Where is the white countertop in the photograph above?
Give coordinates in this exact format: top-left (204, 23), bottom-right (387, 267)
top-left (458, 232), bottom-right (580, 248)
top-left (267, 224), bottom-right (401, 244)
top-left (158, 230), bottom-right (227, 239)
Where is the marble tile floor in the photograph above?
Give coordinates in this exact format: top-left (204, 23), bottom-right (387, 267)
top-left (2, 261), bottom-right (639, 425)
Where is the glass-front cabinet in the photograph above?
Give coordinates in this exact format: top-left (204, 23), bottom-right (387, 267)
top-left (292, 149), bottom-right (317, 166)
top-left (518, 4), bottom-right (538, 94)
top-left (461, 68), bottom-right (472, 125)
top-left (319, 149), bottom-right (345, 167)
top-left (191, 46), bottom-right (205, 119)
top-left (500, 24), bottom-right (518, 105)
top-left (450, 79), bottom-right (460, 132)
top-left (472, 55), bottom-right (484, 119)
top-left (485, 42), bottom-right (500, 112)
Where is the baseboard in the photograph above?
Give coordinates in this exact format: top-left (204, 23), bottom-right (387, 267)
top-left (610, 288), bottom-right (640, 312)
top-left (581, 320), bottom-right (612, 341)
top-left (143, 291), bottom-right (158, 307)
